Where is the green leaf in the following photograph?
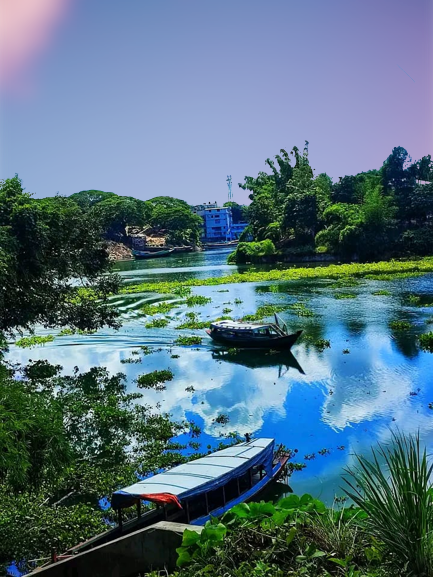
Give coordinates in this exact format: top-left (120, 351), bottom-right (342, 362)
top-left (176, 547), bottom-right (192, 567)
top-left (286, 526), bottom-right (297, 545)
top-left (278, 494), bottom-right (300, 509)
top-left (181, 528), bottom-right (201, 546)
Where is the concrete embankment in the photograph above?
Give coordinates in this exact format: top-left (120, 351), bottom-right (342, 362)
top-left (28, 522), bottom-right (202, 577)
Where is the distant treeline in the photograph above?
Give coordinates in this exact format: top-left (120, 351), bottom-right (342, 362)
top-left (233, 143), bottom-right (433, 262)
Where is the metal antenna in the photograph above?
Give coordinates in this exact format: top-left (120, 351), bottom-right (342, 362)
top-left (226, 175), bottom-right (232, 201)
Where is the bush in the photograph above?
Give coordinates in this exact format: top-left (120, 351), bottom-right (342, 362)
top-left (229, 240), bottom-right (276, 264)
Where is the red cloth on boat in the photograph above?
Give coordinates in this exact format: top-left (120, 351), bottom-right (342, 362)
top-left (139, 493), bottom-right (183, 509)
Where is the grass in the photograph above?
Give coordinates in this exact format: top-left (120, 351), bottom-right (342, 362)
top-left (389, 320), bottom-right (413, 331)
top-left (145, 318), bottom-right (169, 328)
top-left (175, 335), bottom-right (203, 346)
top-left (121, 257), bottom-right (433, 294)
top-left (343, 432), bottom-right (433, 576)
top-left (15, 335), bottom-right (55, 348)
top-left (419, 332), bottom-right (433, 352)
top-left (136, 369), bottom-right (174, 390)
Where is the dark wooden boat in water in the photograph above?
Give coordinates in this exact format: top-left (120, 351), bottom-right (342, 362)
top-left (46, 439), bottom-right (290, 563)
top-left (206, 314), bottom-right (302, 350)
top-left (132, 248), bottom-right (175, 259)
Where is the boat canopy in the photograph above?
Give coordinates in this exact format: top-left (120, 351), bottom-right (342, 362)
top-left (111, 438), bottom-right (275, 510)
top-left (210, 320), bottom-right (274, 331)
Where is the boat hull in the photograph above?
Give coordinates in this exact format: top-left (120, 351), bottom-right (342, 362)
top-left (132, 249), bottom-right (174, 259)
top-left (206, 329), bottom-right (302, 350)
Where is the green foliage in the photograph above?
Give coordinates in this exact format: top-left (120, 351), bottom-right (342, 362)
top-left (89, 195), bottom-right (149, 241)
top-left (175, 335), bottom-right (203, 346)
top-left (372, 290), bottom-right (391, 296)
top-left (344, 432), bottom-right (433, 576)
top-left (288, 302), bottom-right (315, 317)
top-left (0, 176), bottom-right (120, 345)
top-left (242, 304), bottom-right (288, 322)
top-left (145, 318), bottom-right (169, 328)
top-left (185, 295), bottom-right (212, 307)
top-left (229, 240), bottom-right (276, 264)
top-left (419, 332), bottom-right (433, 352)
top-left (314, 339), bottom-right (331, 351)
top-left (141, 301), bottom-right (180, 315)
top-left (223, 201), bottom-right (248, 224)
top-left (147, 196), bottom-right (203, 245)
top-left (136, 369), bottom-right (174, 390)
top-left (15, 334), bottom-right (55, 348)
top-left (334, 293), bottom-right (357, 300)
top-left (389, 320), bottom-right (413, 331)
top-left (123, 257), bottom-right (433, 295)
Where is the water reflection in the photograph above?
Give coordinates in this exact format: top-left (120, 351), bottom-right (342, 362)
top-left (212, 349), bottom-right (305, 376)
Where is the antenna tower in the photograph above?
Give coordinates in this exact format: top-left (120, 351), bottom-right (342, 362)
top-left (226, 175), bottom-right (232, 201)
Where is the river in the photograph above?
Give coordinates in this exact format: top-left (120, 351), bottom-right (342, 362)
top-left (7, 249), bottom-right (433, 504)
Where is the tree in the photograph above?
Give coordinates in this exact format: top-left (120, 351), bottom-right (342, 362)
top-left (381, 147), bottom-right (416, 219)
top-left (223, 202), bottom-right (247, 224)
top-left (90, 196), bottom-right (150, 241)
top-left (69, 190), bottom-right (117, 210)
top-left (0, 176), bottom-right (120, 343)
top-left (147, 197), bottom-right (203, 245)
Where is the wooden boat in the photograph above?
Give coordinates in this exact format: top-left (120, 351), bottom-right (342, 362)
top-left (59, 439), bottom-right (290, 557)
top-left (202, 240), bottom-right (239, 250)
top-left (206, 314), bottom-right (302, 350)
top-left (132, 248), bottom-right (175, 259)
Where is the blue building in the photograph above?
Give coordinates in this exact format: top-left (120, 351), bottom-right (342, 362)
top-left (230, 222), bottom-right (249, 240)
top-left (193, 204), bottom-right (233, 241)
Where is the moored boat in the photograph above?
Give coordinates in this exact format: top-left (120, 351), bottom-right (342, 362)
top-left (206, 315), bottom-right (302, 350)
top-left (132, 248), bottom-right (175, 259)
top-left (58, 438), bottom-right (290, 557)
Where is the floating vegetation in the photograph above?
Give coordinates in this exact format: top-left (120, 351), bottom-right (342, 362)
top-left (342, 348), bottom-right (350, 354)
top-left (222, 307), bottom-right (232, 314)
top-left (407, 294), bottom-right (422, 306)
top-left (288, 302), bottom-right (315, 317)
top-left (334, 293), bottom-right (357, 299)
top-left (234, 298), bottom-right (243, 304)
top-left (141, 301), bottom-right (179, 315)
top-left (175, 335), bottom-right (203, 346)
top-left (15, 335), bottom-right (55, 348)
top-left (389, 320), bottom-right (413, 331)
top-left (185, 295), bottom-right (212, 307)
top-left (77, 328), bottom-right (97, 335)
top-left (176, 314), bottom-right (232, 330)
top-left (145, 318), bottom-right (169, 329)
top-left (136, 369), bottom-right (174, 390)
top-left (329, 277), bottom-right (360, 288)
top-left (171, 354), bottom-right (180, 359)
top-left (170, 286), bottom-right (192, 297)
top-left (139, 345), bottom-right (154, 355)
top-left (185, 385), bottom-right (195, 393)
top-left (227, 348), bottom-right (240, 355)
top-left (304, 453), bottom-right (316, 460)
top-left (337, 445), bottom-right (345, 450)
top-left (314, 339), bottom-right (331, 351)
top-left (318, 448), bottom-right (331, 456)
top-left (419, 332), bottom-right (433, 352)
top-left (122, 257), bottom-right (433, 294)
top-left (372, 289), bottom-right (392, 296)
top-left (214, 413), bottom-right (229, 425)
top-left (120, 357), bottom-right (142, 364)
top-left (242, 304), bottom-right (288, 322)
top-left (217, 289), bottom-right (229, 293)
top-left (58, 328), bottom-right (75, 336)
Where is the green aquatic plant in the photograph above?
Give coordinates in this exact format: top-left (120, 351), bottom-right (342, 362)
top-left (185, 385), bottom-right (195, 393)
top-left (136, 369), bottom-right (174, 390)
top-left (329, 277), bottom-right (360, 288)
top-left (222, 307), bottom-right (232, 314)
top-left (419, 332), bottom-right (433, 352)
top-left (234, 298), bottom-right (243, 304)
top-left (170, 286), bottom-right (192, 297)
top-left (342, 349), bottom-right (350, 354)
top-left (372, 289), bottom-right (391, 296)
top-left (334, 293), bottom-right (357, 300)
top-left (139, 345), bottom-right (154, 355)
top-left (141, 301), bottom-right (180, 315)
top-left (389, 320), bottom-right (413, 331)
top-left (242, 304), bottom-right (288, 322)
top-left (288, 302), bottom-right (315, 317)
top-left (120, 357), bottom-right (142, 364)
top-left (175, 315), bottom-right (232, 330)
top-left (58, 328), bottom-right (75, 336)
top-left (121, 257), bottom-right (433, 295)
top-left (175, 335), bottom-right (203, 346)
top-left (344, 432), bottom-right (433, 576)
top-left (185, 295), bottom-right (212, 307)
top-left (15, 335), bottom-right (55, 348)
top-left (407, 294), bottom-right (422, 306)
top-left (314, 339), bottom-right (331, 351)
top-left (145, 318), bottom-right (169, 328)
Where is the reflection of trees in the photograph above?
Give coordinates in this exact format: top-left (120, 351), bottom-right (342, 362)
top-left (343, 318), bottom-right (367, 337)
top-left (390, 330), bottom-right (419, 360)
top-left (298, 318), bottom-right (327, 354)
top-left (211, 349), bottom-right (304, 376)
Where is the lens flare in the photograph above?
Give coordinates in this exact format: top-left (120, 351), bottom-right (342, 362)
top-left (0, 0), bottom-right (70, 91)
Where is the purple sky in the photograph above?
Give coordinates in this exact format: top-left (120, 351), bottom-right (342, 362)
top-left (1, 0), bottom-right (432, 206)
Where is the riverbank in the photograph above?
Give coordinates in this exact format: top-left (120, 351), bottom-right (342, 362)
top-left (121, 256), bottom-right (433, 294)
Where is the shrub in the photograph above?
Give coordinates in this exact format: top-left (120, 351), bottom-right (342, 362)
top-left (419, 332), bottom-right (433, 352)
top-left (229, 240), bottom-right (276, 264)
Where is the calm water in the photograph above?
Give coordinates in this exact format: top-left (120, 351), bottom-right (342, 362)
top-left (7, 249), bottom-right (433, 503)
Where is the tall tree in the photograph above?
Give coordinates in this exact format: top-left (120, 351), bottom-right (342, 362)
top-left (0, 176), bottom-right (120, 342)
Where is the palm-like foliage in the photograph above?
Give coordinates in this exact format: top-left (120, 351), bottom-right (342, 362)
top-left (343, 432), bottom-right (433, 576)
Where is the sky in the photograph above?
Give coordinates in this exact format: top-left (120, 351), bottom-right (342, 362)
top-left (0, 0), bottom-right (432, 206)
